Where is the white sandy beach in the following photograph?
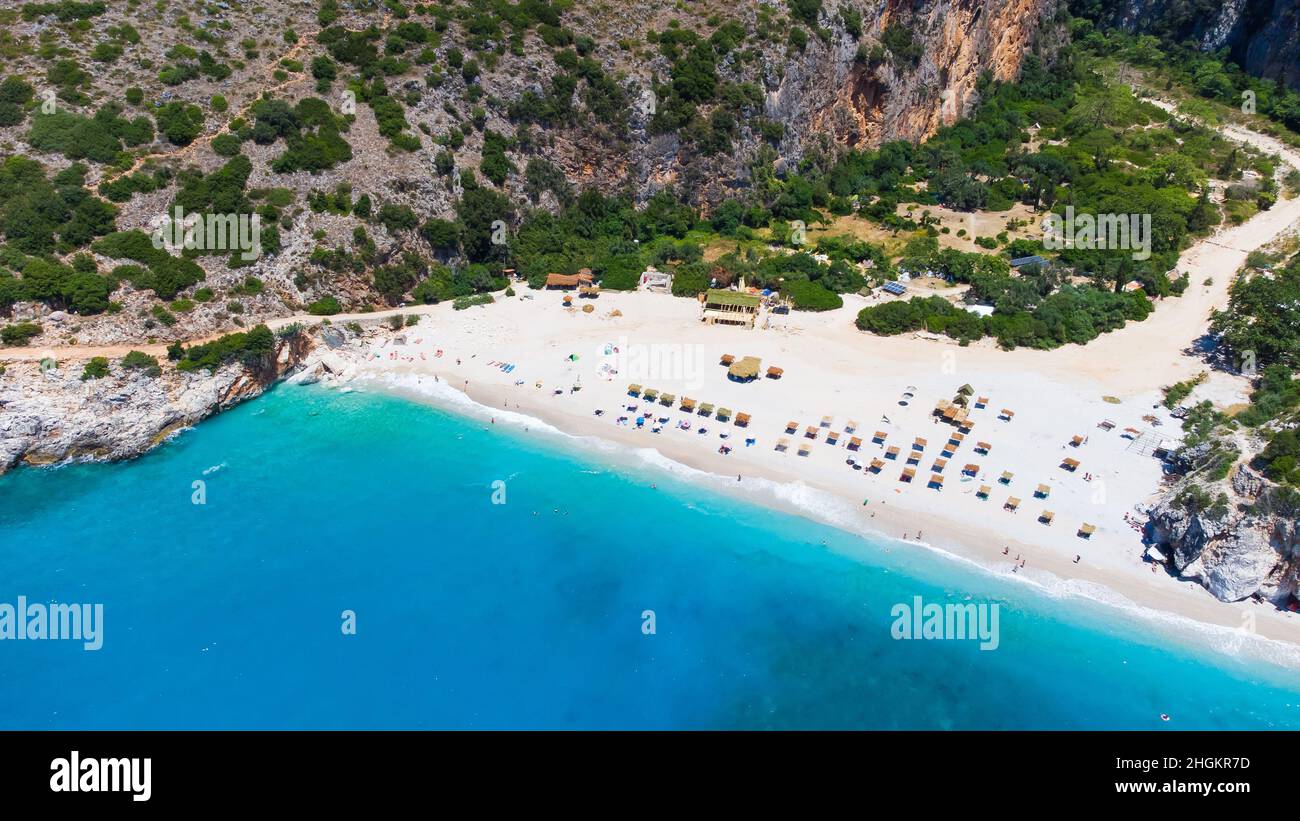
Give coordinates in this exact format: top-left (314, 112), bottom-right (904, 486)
top-left (286, 117), bottom-right (1300, 656)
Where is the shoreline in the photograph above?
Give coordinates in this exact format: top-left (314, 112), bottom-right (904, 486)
top-left (336, 368), bottom-right (1300, 672)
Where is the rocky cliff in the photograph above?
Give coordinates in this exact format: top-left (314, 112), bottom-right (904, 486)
top-left (1148, 463), bottom-right (1300, 605)
top-left (0, 333), bottom-right (312, 475)
top-left (1078, 0), bottom-right (1300, 88)
top-left (616, 0), bottom-right (1065, 205)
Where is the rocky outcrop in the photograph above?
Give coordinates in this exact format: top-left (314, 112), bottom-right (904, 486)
top-left (1084, 0), bottom-right (1300, 89)
top-left (0, 334), bottom-right (312, 475)
top-left (1147, 465), bottom-right (1300, 605)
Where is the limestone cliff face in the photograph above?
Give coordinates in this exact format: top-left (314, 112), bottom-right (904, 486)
top-left (0, 334), bottom-right (312, 475)
top-left (1147, 464), bottom-right (1300, 605)
top-left (796, 0), bottom-right (1057, 150)
top-left (553, 0), bottom-right (1065, 207)
top-left (1084, 0), bottom-right (1300, 88)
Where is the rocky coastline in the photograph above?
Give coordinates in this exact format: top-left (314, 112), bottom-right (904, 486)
top-left (0, 332), bottom-right (314, 475)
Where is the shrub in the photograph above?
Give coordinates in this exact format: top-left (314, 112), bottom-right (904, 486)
top-left (307, 295), bottom-right (342, 315)
top-left (81, 356), bottom-right (110, 380)
top-left (211, 133), bottom-right (242, 156)
top-left (781, 279), bottom-right (843, 311)
top-left (156, 102), bottom-right (204, 146)
top-left (1, 322), bottom-right (42, 346)
top-left (121, 349), bottom-right (161, 376)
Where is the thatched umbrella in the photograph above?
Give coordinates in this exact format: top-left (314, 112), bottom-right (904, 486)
top-left (727, 356), bottom-right (761, 381)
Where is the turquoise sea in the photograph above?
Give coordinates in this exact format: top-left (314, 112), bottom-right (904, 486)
top-left (1, 385), bottom-right (1298, 729)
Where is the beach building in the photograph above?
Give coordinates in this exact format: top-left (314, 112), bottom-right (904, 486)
top-left (639, 266), bottom-right (673, 292)
top-left (1010, 255), bottom-right (1047, 270)
top-left (702, 289), bottom-right (760, 328)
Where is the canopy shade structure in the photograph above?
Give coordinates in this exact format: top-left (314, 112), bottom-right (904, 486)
top-left (719, 354), bottom-right (735, 366)
top-left (975, 396), bottom-right (989, 408)
top-left (1070, 435), bottom-right (1084, 446)
top-left (1005, 497), bottom-right (1021, 511)
top-left (820, 415), bottom-right (833, 427)
top-left (545, 272), bottom-right (593, 288)
top-left (872, 431), bottom-right (888, 442)
top-left (797, 443), bottom-right (811, 456)
top-left (848, 437), bottom-right (862, 450)
top-left (913, 437), bottom-right (927, 449)
top-left (1078, 523), bottom-right (1097, 537)
top-left (734, 412), bottom-right (750, 426)
top-left (999, 409), bottom-right (1015, 419)
top-left (1035, 484), bottom-right (1051, 497)
top-left (704, 289), bottom-right (760, 327)
top-left (1039, 510), bottom-right (1055, 524)
top-left (869, 458), bottom-right (884, 470)
top-left (680, 397), bottom-right (697, 411)
top-left (786, 421), bottom-right (799, 433)
top-left (1061, 458), bottom-right (1080, 471)
top-left (642, 388), bottom-right (659, 400)
top-left (715, 407), bottom-right (732, 420)
top-left (935, 399), bottom-right (952, 413)
top-left (698, 402), bottom-right (715, 415)
top-left (766, 366), bottom-right (784, 379)
top-left (658, 393), bottom-right (676, 405)
top-left (1000, 471), bottom-right (1014, 483)
top-left (826, 431), bottom-right (840, 445)
top-left (900, 467), bottom-right (916, 481)
top-left (805, 426), bottom-right (819, 438)
top-left (929, 474), bottom-right (944, 488)
top-left (962, 463), bottom-right (979, 475)
top-left (845, 420), bottom-right (858, 433)
top-left (775, 438), bottom-right (790, 452)
top-left (705, 288), bottom-right (760, 308)
top-left (976, 485), bottom-right (991, 499)
top-left (975, 441), bottom-right (992, 453)
top-left (728, 356), bottom-right (762, 380)
top-left (1098, 420), bottom-right (1115, 430)
top-left (627, 384), bottom-right (642, 396)
top-left (886, 446), bottom-right (901, 458)
top-left (932, 458), bottom-right (948, 471)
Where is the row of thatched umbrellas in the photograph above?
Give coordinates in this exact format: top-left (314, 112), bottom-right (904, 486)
top-left (625, 385), bottom-right (751, 426)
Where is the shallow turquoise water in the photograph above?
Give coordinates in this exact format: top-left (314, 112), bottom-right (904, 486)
top-left (0, 385), bottom-right (1296, 729)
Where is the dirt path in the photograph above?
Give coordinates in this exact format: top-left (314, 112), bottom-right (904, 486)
top-left (0, 302), bottom-right (439, 361)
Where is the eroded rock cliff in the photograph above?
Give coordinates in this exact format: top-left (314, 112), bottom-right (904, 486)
top-left (1148, 464), bottom-right (1300, 605)
top-left (0, 334), bottom-right (312, 475)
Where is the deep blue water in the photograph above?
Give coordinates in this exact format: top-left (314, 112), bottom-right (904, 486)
top-left (0, 385), bottom-right (1297, 729)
